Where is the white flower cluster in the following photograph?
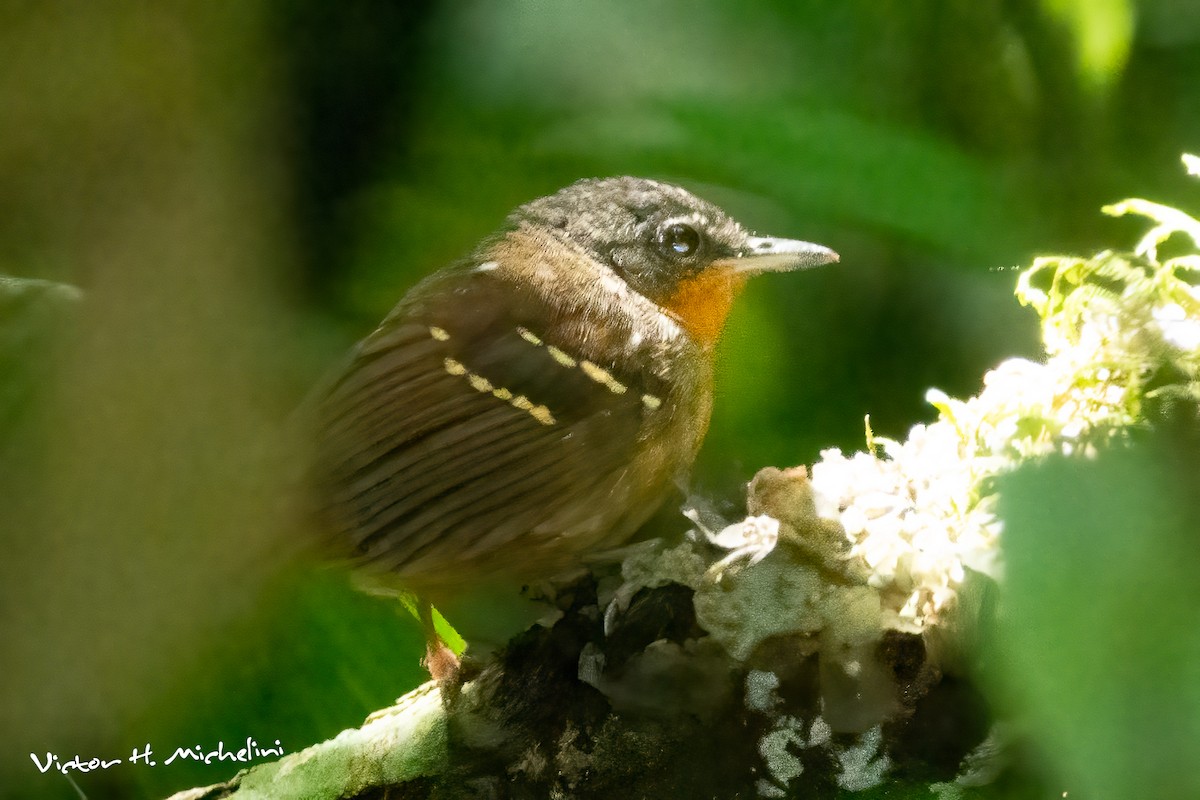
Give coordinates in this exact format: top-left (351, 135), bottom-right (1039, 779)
top-left (808, 347), bottom-right (1134, 629)
top-left (708, 155), bottom-right (1200, 632)
top-left (810, 424), bottom-right (996, 631)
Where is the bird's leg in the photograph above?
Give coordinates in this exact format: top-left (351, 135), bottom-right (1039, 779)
top-left (418, 598), bottom-right (461, 686)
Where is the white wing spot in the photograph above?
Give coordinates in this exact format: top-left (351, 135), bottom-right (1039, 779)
top-left (547, 345), bottom-right (577, 368)
top-left (444, 357), bottom-right (554, 425)
top-left (476, 260), bottom-right (499, 272)
top-left (428, 326), bottom-right (450, 341)
top-left (642, 394), bottom-right (662, 410)
top-left (581, 360), bottom-right (627, 395)
top-left (517, 327), bottom-right (543, 346)
top-left (514, 329), bottom-right (631, 398)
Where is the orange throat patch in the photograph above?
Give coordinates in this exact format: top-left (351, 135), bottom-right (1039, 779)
top-left (661, 266), bottom-right (748, 349)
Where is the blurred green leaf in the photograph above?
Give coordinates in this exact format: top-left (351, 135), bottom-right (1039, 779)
top-left (1040, 0), bottom-right (1134, 91)
top-left (129, 568), bottom-right (430, 798)
top-left (0, 275), bottom-right (79, 431)
top-left (995, 440), bottom-right (1200, 798)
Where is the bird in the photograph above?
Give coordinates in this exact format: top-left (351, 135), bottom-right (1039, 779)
top-left (309, 176), bottom-right (838, 678)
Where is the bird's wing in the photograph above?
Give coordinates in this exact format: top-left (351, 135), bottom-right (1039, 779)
top-left (314, 267), bottom-right (671, 583)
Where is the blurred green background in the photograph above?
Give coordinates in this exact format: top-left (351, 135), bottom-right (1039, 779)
top-left (2, 1), bottom-right (1199, 797)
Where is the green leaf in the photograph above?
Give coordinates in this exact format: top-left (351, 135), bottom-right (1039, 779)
top-left (994, 442), bottom-right (1200, 798)
top-left (1040, 0), bottom-right (1134, 91)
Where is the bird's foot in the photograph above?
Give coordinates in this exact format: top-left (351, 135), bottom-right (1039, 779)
top-left (423, 637), bottom-right (461, 686)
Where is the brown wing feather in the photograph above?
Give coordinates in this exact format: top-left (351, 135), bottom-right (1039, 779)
top-left (313, 267), bottom-right (663, 586)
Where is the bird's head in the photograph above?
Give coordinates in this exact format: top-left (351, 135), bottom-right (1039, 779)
top-left (509, 176), bottom-right (839, 346)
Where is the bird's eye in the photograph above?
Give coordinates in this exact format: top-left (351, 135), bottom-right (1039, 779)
top-left (657, 222), bottom-right (702, 259)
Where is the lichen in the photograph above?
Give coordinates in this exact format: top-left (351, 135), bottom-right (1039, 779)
top-left (692, 555), bottom-right (836, 662)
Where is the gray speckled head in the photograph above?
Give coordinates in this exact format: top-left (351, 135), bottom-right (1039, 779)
top-left (506, 177), bottom-right (837, 305)
top-left (509, 177), bottom-right (750, 303)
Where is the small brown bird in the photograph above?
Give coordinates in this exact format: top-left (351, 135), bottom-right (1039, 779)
top-left (311, 177), bottom-right (837, 674)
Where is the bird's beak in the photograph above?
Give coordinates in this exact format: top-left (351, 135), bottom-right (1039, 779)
top-left (720, 236), bottom-right (840, 275)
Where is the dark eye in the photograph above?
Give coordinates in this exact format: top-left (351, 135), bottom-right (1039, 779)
top-left (657, 222), bottom-right (702, 259)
